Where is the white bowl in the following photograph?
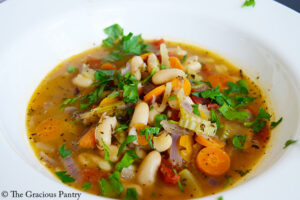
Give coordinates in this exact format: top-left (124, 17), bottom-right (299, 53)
top-left (0, 0), bottom-right (299, 199)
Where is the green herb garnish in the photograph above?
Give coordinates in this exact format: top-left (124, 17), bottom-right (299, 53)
top-left (59, 144), bottom-right (72, 158)
top-left (99, 171), bottom-right (124, 198)
top-left (160, 64), bottom-right (166, 69)
top-left (283, 139), bottom-right (297, 149)
top-left (219, 103), bottom-right (249, 121)
top-left (115, 124), bottom-right (129, 132)
top-left (244, 107), bottom-right (270, 133)
top-left (55, 171), bottom-right (75, 183)
top-left (180, 55), bottom-right (187, 63)
top-left (168, 96), bottom-right (177, 101)
top-left (117, 135), bottom-right (137, 156)
top-left (232, 135), bottom-right (247, 149)
top-left (123, 188), bottom-right (138, 200)
top-left (154, 114), bottom-right (168, 128)
top-left (190, 80), bottom-right (212, 88)
top-left (67, 66), bottom-right (76, 73)
top-left (173, 169), bottom-right (184, 193)
top-left (82, 182), bottom-right (92, 191)
top-left (101, 138), bottom-right (110, 161)
top-left (192, 104), bottom-right (201, 116)
top-left (142, 68), bottom-right (157, 84)
top-left (242, 0), bottom-right (255, 7)
top-left (108, 91), bottom-right (120, 98)
top-left (140, 127), bottom-right (160, 148)
top-left (271, 117), bottom-right (283, 129)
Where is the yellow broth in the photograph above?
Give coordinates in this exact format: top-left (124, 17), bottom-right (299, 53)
top-left (26, 40), bottom-right (270, 199)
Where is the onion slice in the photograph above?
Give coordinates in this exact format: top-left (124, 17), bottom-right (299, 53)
top-left (170, 134), bottom-right (182, 166)
top-left (160, 120), bottom-right (191, 135)
top-left (157, 82), bottom-right (172, 112)
top-left (61, 156), bottom-right (80, 179)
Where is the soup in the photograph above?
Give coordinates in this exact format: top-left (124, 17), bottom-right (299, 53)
top-left (26, 24), bottom-right (277, 199)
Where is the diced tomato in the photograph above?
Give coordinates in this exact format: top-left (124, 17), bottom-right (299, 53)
top-left (80, 168), bottom-right (108, 185)
top-left (191, 95), bottom-right (211, 105)
top-left (159, 159), bottom-right (180, 184)
top-left (255, 125), bottom-right (270, 144)
top-left (86, 56), bottom-right (102, 69)
top-left (207, 103), bottom-right (220, 110)
top-left (151, 39), bottom-right (165, 49)
top-left (201, 63), bottom-right (214, 76)
top-left (170, 109), bottom-right (180, 122)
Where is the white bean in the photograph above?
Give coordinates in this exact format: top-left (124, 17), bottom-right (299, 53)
top-left (152, 68), bottom-right (185, 85)
top-left (137, 151), bottom-right (161, 186)
top-left (147, 53), bottom-right (159, 73)
top-left (78, 153), bottom-right (112, 171)
top-left (121, 164), bottom-right (137, 180)
top-left (108, 144), bottom-right (119, 162)
top-left (129, 101), bottom-right (149, 127)
top-left (95, 113), bottom-right (117, 150)
top-left (135, 146), bottom-right (147, 159)
top-left (130, 56), bottom-right (145, 80)
top-left (72, 64), bottom-right (95, 88)
top-left (148, 103), bottom-right (161, 125)
top-left (153, 132), bottom-right (172, 152)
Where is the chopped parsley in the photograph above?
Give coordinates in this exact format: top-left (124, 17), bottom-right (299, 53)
top-left (190, 80), bottom-right (212, 88)
top-left (142, 68), bottom-right (157, 84)
top-left (173, 169), bottom-right (184, 193)
top-left (123, 84), bottom-right (139, 103)
top-left (192, 104), bottom-right (201, 116)
top-left (244, 107), bottom-right (271, 133)
top-left (160, 64), bottom-right (167, 69)
top-left (224, 80), bottom-right (249, 95)
top-left (115, 124), bottom-right (129, 132)
top-left (219, 103), bottom-right (249, 121)
top-left (55, 171), bottom-right (75, 183)
top-left (67, 66), bottom-right (76, 73)
top-left (150, 105), bottom-right (154, 111)
top-left (82, 182), bottom-right (92, 191)
top-left (242, 0), bottom-right (255, 7)
top-left (232, 135), bottom-right (247, 149)
top-left (168, 120), bottom-right (178, 124)
top-left (140, 127), bottom-right (160, 148)
top-left (270, 117), bottom-right (283, 129)
top-left (108, 91), bottom-right (120, 98)
top-left (117, 135), bottom-right (137, 156)
top-left (59, 144), bottom-right (72, 158)
top-left (211, 109), bottom-right (222, 129)
top-left (154, 114), bottom-right (168, 128)
top-left (218, 197), bottom-right (224, 200)
top-left (234, 96), bottom-right (256, 109)
top-left (123, 188), bottom-right (138, 200)
top-left (60, 97), bottom-right (78, 110)
top-left (101, 138), bottom-right (110, 161)
top-left (99, 171), bottom-right (124, 198)
top-left (168, 96), bottom-right (177, 101)
top-left (180, 55), bottom-right (187, 63)
top-left (116, 150), bottom-right (140, 172)
top-left (223, 175), bottom-right (233, 189)
top-left (283, 139), bottom-right (297, 149)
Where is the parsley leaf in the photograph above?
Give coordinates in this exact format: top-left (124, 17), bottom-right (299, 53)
top-left (160, 64), bottom-right (166, 69)
top-left (99, 171), bottom-right (124, 198)
top-left (168, 96), bottom-right (177, 101)
top-left (142, 68), bottom-right (157, 84)
top-left (55, 171), bottom-right (75, 183)
top-left (218, 197), bottom-right (224, 200)
top-left (115, 124), bottom-right (129, 132)
top-left (244, 107), bottom-right (270, 133)
top-left (102, 24), bottom-right (123, 47)
top-left (180, 55), bottom-right (187, 63)
top-left (116, 150), bottom-right (140, 171)
top-left (271, 117), bottom-right (283, 129)
top-left (150, 105), bottom-right (154, 111)
top-left (103, 51), bottom-right (123, 62)
top-left (101, 138), bottom-right (110, 161)
top-left (82, 182), bottom-right (92, 191)
top-left (117, 135), bottom-right (137, 156)
top-left (140, 127), bottom-right (160, 148)
top-left (94, 69), bottom-right (115, 84)
top-left (232, 135), bottom-right (247, 149)
top-left (192, 104), bottom-right (201, 116)
top-left (190, 80), bottom-right (212, 88)
top-left (224, 80), bottom-right (248, 95)
top-left (60, 97), bottom-right (78, 110)
top-left (197, 86), bottom-right (235, 106)
top-left (123, 188), bottom-right (138, 200)
top-left (219, 103), bottom-right (249, 121)
top-left (154, 114), bottom-right (168, 128)
top-left (108, 91), bottom-right (120, 98)
top-left (234, 96), bottom-right (256, 108)
top-left (123, 84), bottom-right (139, 103)
top-left (283, 139), bottom-right (297, 149)
top-left (173, 169), bottom-right (184, 193)
top-left (242, 0), bottom-right (255, 7)
top-left (67, 66), bottom-right (76, 73)
top-left (59, 144), bottom-right (72, 158)
top-left (223, 175), bottom-right (233, 189)
top-left (211, 109), bottom-right (221, 129)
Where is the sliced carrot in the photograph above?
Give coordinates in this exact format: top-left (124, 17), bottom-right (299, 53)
top-left (140, 53), bottom-right (152, 61)
top-left (207, 73), bottom-right (235, 90)
top-left (35, 119), bottom-right (63, 141)
top-left (196, 146), bottom-right (230, 176)
top-left (144, 85), bottom-right (166, 102)
top-left (99, 96), bottom-right (119, 107)
top-left (169, 56), bottom-right (184, 70)
top-left (171, 77), bottom-right (191, 96)
top-left (79, 127), bottom-right (96, 149)
top-left (99, 63), bottom-right (115, 70)
top-left (134, 123), bottom-right (149, 146)
top-left (86, 56), bottom-right (102, 69)
top-left (195, 134), bottom-right (225, 148)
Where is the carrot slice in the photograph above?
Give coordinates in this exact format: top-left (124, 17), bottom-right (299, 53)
top-left (169, 56), bottom-right (184, 70)
top-left (35, 119), bottom-right (63, 141)
top-left (207, 73), bottom-right (235, 90)
top-left (86, 56), bottom-right (102, 69)
top-left (144, 85), bottom-right (166, 102)
top-left (79, 127), bottom-right (96, 149)
top-left (134, 123), bottom-right (149, 146)
top-left (99, 63), bottom-right (115, 70)
top-left (171, 77), bottom-right (191, 96)
top-left (195, 134), bottom-right (225, 148)
top-left (99, 96), bottom-right (119, 107)
top-left (196, 146), bottom-right (230, 176)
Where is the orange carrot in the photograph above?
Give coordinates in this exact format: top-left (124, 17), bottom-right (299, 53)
top-left (86, 56), bottom-right (102, 69)
top-left (134, 123), bottom-right (149, 146)
top-left (171, 77), bottom-right (191, 96)
top-left (35, 119), bottom-right (63, 141)
top-left (169, 56), bottom-right (184, 70)
top-left (79, 127), bottom-right (96, 149)
top-left (99, 96), bottom-right (119, 107)
top-left (207, 73), bottom-right (235, 90)
top-left (196, 147), bottom-right (230, 176)
top-left (144, 85), bottom-right (166, 102)
top-left (99, 63), bottom-right (115, 70)
top-left (195, 134), bottom-right (225, 148)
